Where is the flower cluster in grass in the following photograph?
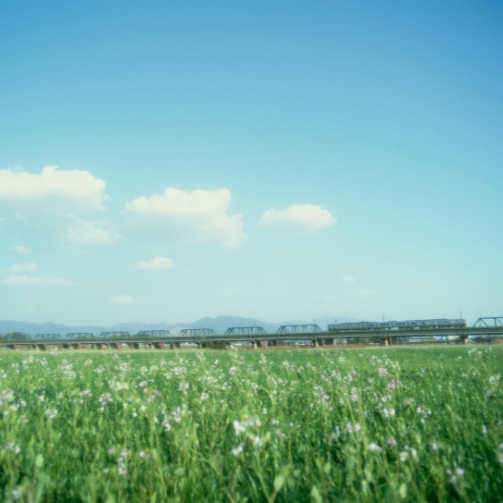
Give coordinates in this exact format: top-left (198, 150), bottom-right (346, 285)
top-left (0, 346), bottom-right (501, 502)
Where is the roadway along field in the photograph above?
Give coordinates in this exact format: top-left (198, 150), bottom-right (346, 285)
top-left (0, 346), bottom-right (501, 501)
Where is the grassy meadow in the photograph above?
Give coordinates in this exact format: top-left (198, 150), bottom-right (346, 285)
top-left (0, 345), bottom-right (501, 502)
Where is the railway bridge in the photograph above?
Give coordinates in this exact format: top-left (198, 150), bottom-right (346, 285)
top-left (0, 325), bottom-right (502, 350)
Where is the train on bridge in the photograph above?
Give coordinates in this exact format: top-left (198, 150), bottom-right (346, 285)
top-left (2, 318), bottom-right (502, 346)
top-left (0, 316), bottom-right (502, 349)
top-left (328, 318), bottom-right (466, 332)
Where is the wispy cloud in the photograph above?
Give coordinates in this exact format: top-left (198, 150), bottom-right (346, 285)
top-left (66, 214), bottom-right (120, 245)
top-left (10, 245), bottom-right (32, 256)
top-left (359, 288), bottom-right (376, 297)
top-left (260, 204), bottom-right (335, 232)
top-left (4, 274), bottom-right (72, 287)
top-left (125, 187), bottom-right (246, 248)
top-left (109, 294), bottom-right (136, 305)
top-left (9, 262), bottom-right (37, 274)
top-left (137, 256), bottom-right (174, 271)
top-left (3, 263), bottom-right (72, 287)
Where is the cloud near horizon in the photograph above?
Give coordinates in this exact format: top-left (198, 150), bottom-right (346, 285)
top-left (259, 204), bottom-right (336, 232)
top-left (137, 256), bottom-right (174, 271)
top-left (0, 166), bottom-right (108, 209)
top-left (109, 294), bottom-right (136, 305)
top-left (3, 263), bottom-right (72, 287)
top-left (124, 188), bottom-right (246, 248)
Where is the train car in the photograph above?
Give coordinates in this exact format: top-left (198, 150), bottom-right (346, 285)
top-left (277, 324), bottom-right (321, 334)
top-left (136, 330), bottom-right (171, 338)
top-left (328, 318), bottom-right (466, 332)
top-left (179, 328), bottom-right (215, 336)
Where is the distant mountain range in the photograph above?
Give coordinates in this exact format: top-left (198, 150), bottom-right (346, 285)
top-left (0, 315), bottom-right (352, 336)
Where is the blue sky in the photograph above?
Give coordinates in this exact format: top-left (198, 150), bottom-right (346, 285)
top-left (0, 1), bottom-right (501, 325)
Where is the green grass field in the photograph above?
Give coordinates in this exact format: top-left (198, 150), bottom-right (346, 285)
top-left (0, 345), bottom-right (501, 502)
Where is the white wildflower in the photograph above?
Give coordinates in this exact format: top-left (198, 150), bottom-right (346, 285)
top-left (382, 407), bottom-right (395, 418)
top-left (232, 444), bottom-right (243, 456)
top-left (368, 442), bottom-right (382, 452)
top-left (233, 420), bottom-right (246, 435)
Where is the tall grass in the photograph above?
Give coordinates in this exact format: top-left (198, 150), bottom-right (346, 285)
top-left (0, 345), bottom-right (501, 502)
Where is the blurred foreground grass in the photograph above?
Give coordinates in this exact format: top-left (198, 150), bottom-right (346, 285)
top-left (0, 345), bottom-right (501, 502)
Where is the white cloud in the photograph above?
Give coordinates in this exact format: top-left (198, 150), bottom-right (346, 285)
top-left (9, 262), bottom-right (37, 274)
top-left (109, 294), bottom-right (136, 305)
top-left (137, 256), bottom-right (174, 271)
top-left (66, 214), bottom-right (120, 245)
top-left (0, 166), bottom-right (107, 208)
top-left (259, 204), bottom-right (335, 232)
top-left (11, 245), bottom-right (32, 256)
top-left (124, 188), bottom-right (246, 248)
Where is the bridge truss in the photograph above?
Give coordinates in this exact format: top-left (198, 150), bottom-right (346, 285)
top-left (473, 317), bottom-right (503, 328)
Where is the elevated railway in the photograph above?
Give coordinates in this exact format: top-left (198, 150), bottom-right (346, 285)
top-left (0, 326), bottom-right (502, 350)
